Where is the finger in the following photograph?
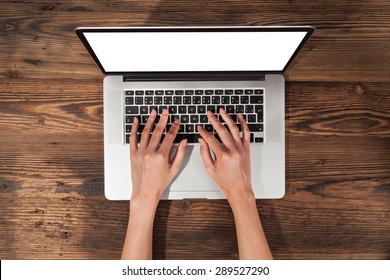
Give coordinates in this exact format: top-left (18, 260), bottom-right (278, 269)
top-left (220, 108), bottom-right (241, 143)
top-left (197, 124), bottom-right (224, 156)
top-left (148, 109), bottom-right (169, 150)
top-left (169, 139), bottom-right (188, 175)
top-left (129, 116), bottom-right (139, 157)
top-left (206, 110), bottom-right (235, 148)
top-left (238, 113), bottom-right (251, 151)
top-left (159, 118), bottom-right (180, 153)
top-left (139, 109), bottom-right (157, 151)
top-left (198, 138), bottom-right (215, 174)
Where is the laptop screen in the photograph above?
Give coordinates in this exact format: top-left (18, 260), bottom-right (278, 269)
top-left (77, 27), bottom-right (313, 74)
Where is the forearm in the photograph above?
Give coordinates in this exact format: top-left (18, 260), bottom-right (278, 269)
top-left (227, 191), bottom-right (273, 260)
top-left (121, 198), bottom-right (159, 260)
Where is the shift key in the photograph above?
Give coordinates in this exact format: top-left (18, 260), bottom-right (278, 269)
top-left (248, 124), bottom-right (263, 132)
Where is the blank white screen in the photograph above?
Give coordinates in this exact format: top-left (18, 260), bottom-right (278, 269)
top-left (84, 31), bottom-right (307, 72)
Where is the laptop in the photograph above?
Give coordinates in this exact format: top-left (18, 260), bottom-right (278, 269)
top-left (75, 26), bottom-right (314, 200)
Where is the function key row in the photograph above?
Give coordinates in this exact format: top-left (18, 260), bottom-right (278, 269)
top-left (125, 89), bottom-right (264, 96)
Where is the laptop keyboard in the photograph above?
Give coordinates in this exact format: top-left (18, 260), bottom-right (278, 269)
top-left (124, 88), bottom-right (264, 144)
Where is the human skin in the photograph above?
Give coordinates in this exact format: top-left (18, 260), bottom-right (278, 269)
top-left (121, 108), bottom-right (272, 260)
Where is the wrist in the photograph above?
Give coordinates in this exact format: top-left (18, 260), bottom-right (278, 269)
top-left (226, 188), bottom-right (256, 211)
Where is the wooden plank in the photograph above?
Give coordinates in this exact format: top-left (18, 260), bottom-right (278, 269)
top-left (0, 1), bottom-right (389, 81)
top-left (0, 0), bottom-right (389, 260)
top-left (1, 78), bottom-right (389, 259)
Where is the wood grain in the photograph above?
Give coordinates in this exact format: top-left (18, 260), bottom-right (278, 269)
top-left (0, 0), bottom-right (389, 259)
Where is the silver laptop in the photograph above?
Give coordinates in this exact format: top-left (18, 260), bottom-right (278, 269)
top-left (75, 26), bottom-right (314, 200)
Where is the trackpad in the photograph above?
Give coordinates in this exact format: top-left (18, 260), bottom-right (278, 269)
top-left (168, 145), bottom-right (219, 192)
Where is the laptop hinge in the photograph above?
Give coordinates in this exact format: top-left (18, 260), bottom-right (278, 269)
top-left (123, 72), bottom-right (266, 82)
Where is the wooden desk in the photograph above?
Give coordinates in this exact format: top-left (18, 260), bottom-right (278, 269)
top-left (0, 0), bottom-right (389, 259)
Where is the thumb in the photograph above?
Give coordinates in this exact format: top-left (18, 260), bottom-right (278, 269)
top-left (169, 139), bottom-right (187, 175)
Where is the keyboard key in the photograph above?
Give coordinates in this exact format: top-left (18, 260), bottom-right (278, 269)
top-left (138, 125), bottom-right (145, 133)
top-left (231, 96), bottom-right (239, 104)
top-left (185, 90), bottom-right (194, 95)
top-left (154, 96), bottom-right (163, 104)
top-left (178, 106), bottom-right (186, 114)
top-left (248, 114), bottom-right (256, 122)
top-left (215, 90), bottom-right (223, 95)
top-left (230, 114), bottom-right (237, 122)
top-left (226, 105), bottom-right (234, 114)
top-left (235, 89), bottom-right (243, 95)
top-left (207, 105), bottom-right (216, 113)
top-left (125, 97), bottom-right (134, 105)
top-left (178, 125), bottom-right (185, 132)
top-left (205, 124), bottom-right (213, 132)
top-left (169, 106), bottom-right (177, 114)
top-left (164, 96), bottom-right (172, 105)
top-left (145, 97), bottom-right (153, 105)
top-left (135, 97), bottom-right (143, 105)
top-left (212, 96), bottom-right (220, 104)
top-left (135, 90), bottom-right (144, 95)
top-left (216, 105), bottom-right (225, 113)
top-left (183, 96), bottom-right (191, 104)
top-left (175, 90), bottom-right (184, 95)
top-left (126, 134), bottom-right (130, 143)
top-left (254, 89), bottom-right (264, 94)
top-left (245, 105), bottom-right (254, 113)
top-left (126, 125), bottom-right (132, 133)
top-left (142, 115), bottom-right (149, 123)
top-left (250, 96), bottom-right (263, 104)
top-left (126, 106), bottom-right (138, 114)
top-left (193, 96), bottom-right (201, 104)
top-left (206, 90), bottom-right (215, 95)
top-left (125, 90), bottom-right (134, 95)
top-left (171, 115), bottom-right (180, 123)
top-left (255, 137), bottom-right (264, 143)
top-left (200, 115), bottom-right (208, 123)
top-left (190, 115), bottom-right (199, 123)
top-left (181, 115), bottom-right (189, 123)
top-left (195, 90), bottom-right (203, 95)
top-left (240, 96), bottom-right (249, 104)
top-left (126, 115), bottom-right (138, 123)
top-left (140, 106), bottom-right (148, 114)
top-left (165, 90), bottom-right (174, 95)
top-left (245, 89), bottom-right (253, 95)
top-left (221, 96), bottom-right (230, 104)
top-left (145, 90), bottom-right (154, 95)
top-left (173, 96), bottom-right (182, 104)
top-left (198, 105), bottom-right (206, 114)
top-left (188, 106), bottom-right (196, 114)
top-left (202, 96), bottom-right (211, 104)
top-left (255, 105), bottom-right (263, 122)
top-left (236, 105), bottom-right (244, 113)
top-left (159, 106), bottom-right (167, 114)
top-left (150, 106), bottom-right (158, 113)
top-left (248, 124), bottom-right (263, 132)
top-left (225, 89), bottom-right (233, 95)
top-left (250, 133), bottom-right (254, 142)
top-left (155, 90), bottom-right (164, 95)
top-left (241, 114), bottom-right (247, 121)
top-left (186, 124), bottom-right (195, 133)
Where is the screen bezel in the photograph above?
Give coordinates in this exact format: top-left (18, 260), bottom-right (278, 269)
top-left (75, 26), bottom-right (315, 77)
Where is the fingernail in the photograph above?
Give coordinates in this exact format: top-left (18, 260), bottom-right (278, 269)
top-left (207, 110), bottom-right (213, 116)
top-left (174, 118), bottom-right (180, 124)
top-left (220, 108), bottom-right (226, 114)
top-left (197, 125), bottom-right (203, 131)
top-left (151, 109), bottom-right (156, 116)
top-left (162, 109), bottom-right (168, 115)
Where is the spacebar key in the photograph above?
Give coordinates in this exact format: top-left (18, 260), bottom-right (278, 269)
top-left (174, 133), bottom-right (201, 143)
